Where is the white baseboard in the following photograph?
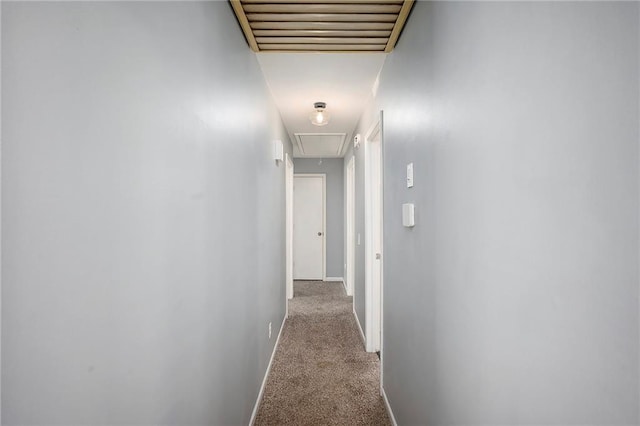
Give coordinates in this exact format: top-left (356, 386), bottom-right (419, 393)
top-left (381, 386), bottom-right (398, 426)
top-left (249, 315), bottom-right (286, 426)
top-left (353, 308), bottom-right (366, 346)
top-left (325, 277), bottom-right (347, 294)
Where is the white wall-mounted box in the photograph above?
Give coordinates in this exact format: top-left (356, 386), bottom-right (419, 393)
top-left (402, 203), bottom-right (415, 227)
top-left (407, 163), bottom-right (414, 188)
top-left (273, 140), bottom-right (284, 162)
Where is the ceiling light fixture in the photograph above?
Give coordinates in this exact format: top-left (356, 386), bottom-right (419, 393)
top-left (310, 102), bottom-right (330, 127)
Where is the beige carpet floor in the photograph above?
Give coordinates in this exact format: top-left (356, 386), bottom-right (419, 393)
top-left (254, 280), bottom-right (391, 426)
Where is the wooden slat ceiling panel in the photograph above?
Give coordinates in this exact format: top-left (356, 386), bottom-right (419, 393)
top-left (259, 44), bottom-right (386, 51)
top-left (246, 13), bottom-right (399, 22)
top-left (230, 0), bottom-right (414, 53)
top-left (256, 36), bottom-right (389, 44)
top-left (243, 0), bottom-right (404, 3)
top-left (249, 22), bottom-right (395, 30)
top-left (243, 4), bottom-right (402, 13)
top-left (253, 29), bottom-right (393, 37)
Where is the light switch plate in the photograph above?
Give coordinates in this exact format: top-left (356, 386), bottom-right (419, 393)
top-left (402, 203), bottom-right (415, 227)
top-left (407, 163), bottom-right (414, 188)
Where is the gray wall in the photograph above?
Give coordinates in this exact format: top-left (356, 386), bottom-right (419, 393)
top-left (353, 1), bottom-right (640, 424)
top-left (2, 2), bottom-right (291, 425)
top-left (293, 158), bottom-right (344, 278)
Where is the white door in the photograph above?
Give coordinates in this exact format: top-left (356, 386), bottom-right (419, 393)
top-left (293, 174), bottom-right (325, 280)
top-left (365, 118), bottom-right (383, 353)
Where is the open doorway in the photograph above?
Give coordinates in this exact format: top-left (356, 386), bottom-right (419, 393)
top-left (346, 156), bottom-right (355, 297)
top-left (364, 113), bottom-right (383, 354)
top-left (285, 153), bottom-right (294, 306)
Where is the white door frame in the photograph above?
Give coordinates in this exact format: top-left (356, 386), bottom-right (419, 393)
top-left (364, 114), bottom-right (383, 353)
top-left (285, 153), bottom-right (294, 305)
top-left (346, 156), bottom-right (355, 296)
top-left (293, 173), bottom-right (326, 281)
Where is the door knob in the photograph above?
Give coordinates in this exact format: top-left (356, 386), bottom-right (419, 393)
top-left (318, 232), bottom-right (323, 236)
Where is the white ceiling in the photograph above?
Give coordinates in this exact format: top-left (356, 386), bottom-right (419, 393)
top-left (256, 53), bottom-right (386, 158)
top-left (295, 133), bottom-right (347, 157)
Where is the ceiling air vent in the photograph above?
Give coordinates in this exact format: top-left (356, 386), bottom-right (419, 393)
top-left (230, 0), bottom-right (415, 53)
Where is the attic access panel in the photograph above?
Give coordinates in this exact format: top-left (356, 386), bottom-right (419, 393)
top-left (230, 0), bottom-right (415, 53)
top-left (294, 133), bottom-right (347, 157)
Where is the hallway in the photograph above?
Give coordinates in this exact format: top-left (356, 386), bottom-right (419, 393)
top-left (254, 281), bottom-right (390, 426)
top-left (3, 1), bottom-right (640, 425)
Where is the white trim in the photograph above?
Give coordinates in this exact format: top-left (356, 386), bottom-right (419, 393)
top-left (378, 112), bottom-right (386, 389)
top-left (345, 156), bottom-right (355, 297)
top-left (322, 175), bottom-right (326, 281)
top-left (249, 316), bottom-right (287, 426)
top-left (325, 277), bottom-right (347, 294)
top-left (353, 308), bottom-right (366, 347)
top-left (293, 173), bottom-right (326, 281)
top-left (364, 130), bottom-right (372, 351)
top-left (364, 115), bottom-right (383, 353)
top-left (381, 387), bottom-right (398, 426)
top-left (285, 154), bottom-right (294, 303)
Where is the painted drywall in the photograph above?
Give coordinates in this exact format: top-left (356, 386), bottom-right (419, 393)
top-left (293, 158), bottom-right (344, 278)
top-left (345, 100), bottom-right (380, 339)
top-left (354, 1), bottom-right (640, 424)
top-left (2, 2), bottom-right (291, 425)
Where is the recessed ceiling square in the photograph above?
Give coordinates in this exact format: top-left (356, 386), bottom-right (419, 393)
top-left (295, 133), bottom-right (347, 158)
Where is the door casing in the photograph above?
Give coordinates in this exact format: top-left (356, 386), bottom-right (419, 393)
top-left (293, 173), bottom-right (326, 281)
top-left (364, 114), bottom-right (383, 354)
top-left (346, 156), bottom-right (355, 296)
top-left (285, 153), bottom-right (294, 303)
